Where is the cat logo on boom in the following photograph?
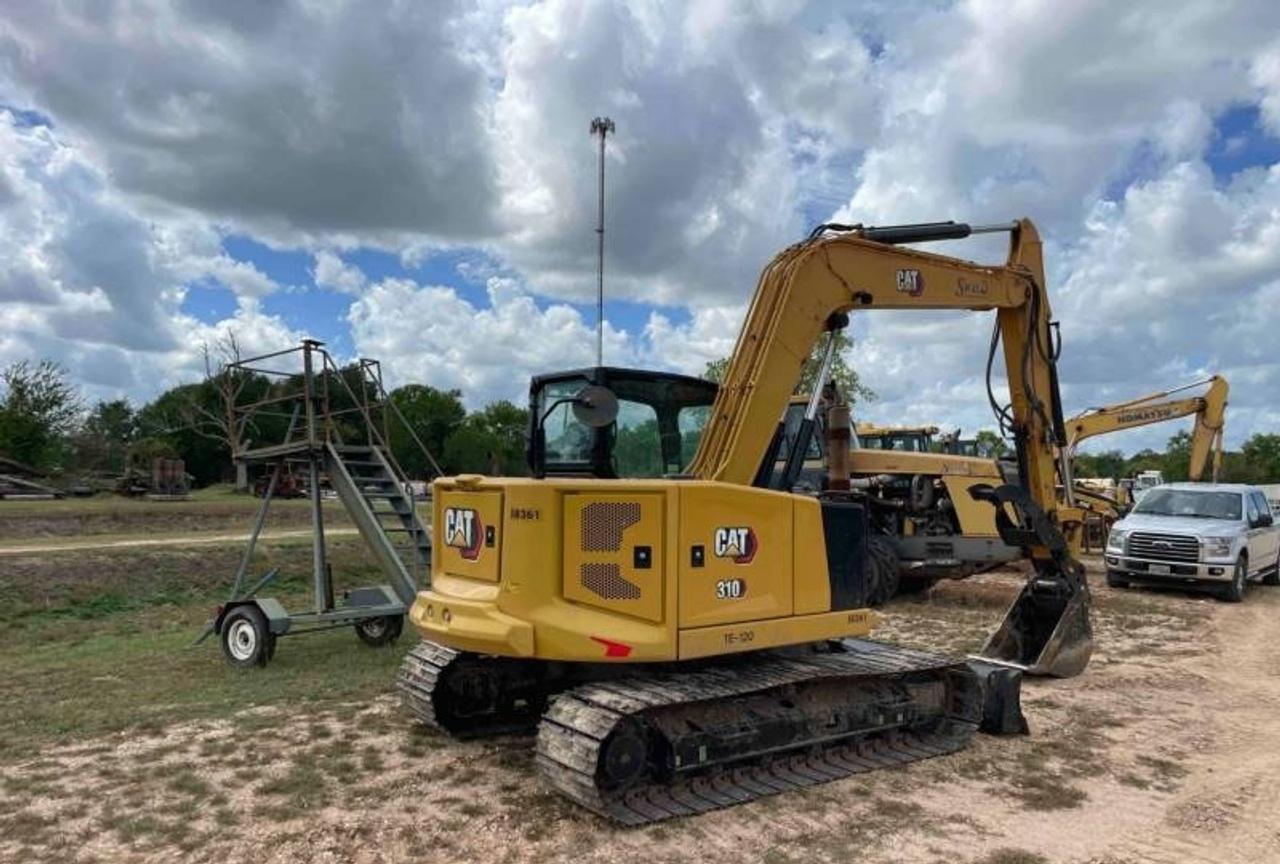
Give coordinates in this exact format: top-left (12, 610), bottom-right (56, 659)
top-left (895, 269), bottom-right (924, 297)
top-left (713, 526), bottom-right (758, 564)
top-left (443, 507), bottom-right (483, 560)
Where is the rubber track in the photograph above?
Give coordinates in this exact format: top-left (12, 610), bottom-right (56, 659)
top-left (535, 639), bottom-right (979, 825)
top-left (396, 640), bottom-right (458, 731)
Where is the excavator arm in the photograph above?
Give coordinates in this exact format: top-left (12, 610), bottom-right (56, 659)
top-left (690, 218), bottom-right (1091, 677)
top-left (1065, 376), bottom-right (1228, 482)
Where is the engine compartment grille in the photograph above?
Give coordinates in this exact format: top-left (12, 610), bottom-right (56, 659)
top-left (1127, 531), bottom-right (1199, 563)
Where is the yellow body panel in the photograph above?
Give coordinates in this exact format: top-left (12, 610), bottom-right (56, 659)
top-left (677, 485), bottom-right (793, 628)
top-left (940, 475), bottom-right (1000, 536)
top-left (792, 497), bottom-right (831, 614)
top-left (678, 608), bottom-right (877, 660)
top-left (434, 489), bottom-right (503, 582)
top-left (563, 493), bottom-right (665, 624)
top-left (412, 476), bottom-right (871, 663)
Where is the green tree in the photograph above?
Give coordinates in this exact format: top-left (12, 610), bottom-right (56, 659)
top-left (702, 357), bottom-right (729, 383)
top-left (1162, 430), bottom-right (1192, 481)
top-left (1241, 433), bottom-right (1280, 483)
top-left (702, 332), bottom-right (876, 404)
top-left (71, 399), bottom-right (137, 473)
top-left (1074, 448), bottom-right (1126, 480)
top-left (390, 384), bottom-right (465, 479)
top-left (135, 384), bottom-right (230, 486)
top-left (973, 429), bottom-right (1009, 459)
top-left (0, 359), bottom-right (82, 468)
top-left (439, 400), bottom-right (531, 476)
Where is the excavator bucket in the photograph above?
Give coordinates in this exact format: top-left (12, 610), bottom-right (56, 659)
top-left (980, 566), bottom-right (1092, 677)
top-left (970, 484), bottom-right (1094, 678)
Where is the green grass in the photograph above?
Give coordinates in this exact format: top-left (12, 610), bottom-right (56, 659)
top-left (0, 540), bottom-right (416, 757)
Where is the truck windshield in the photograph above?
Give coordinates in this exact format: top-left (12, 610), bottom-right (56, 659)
top-left (1134, 489), bottom-right (1241, 520)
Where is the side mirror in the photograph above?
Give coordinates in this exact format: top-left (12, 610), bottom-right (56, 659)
top-left (1258, 513), bottom-right (1274, 528)
top-left (573, 385), bottom-right (619, 428)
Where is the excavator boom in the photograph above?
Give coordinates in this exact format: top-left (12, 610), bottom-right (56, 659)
top-left (690, 219), bottom-right (1090, 677)
top-left (1066, 376), bottom-right (1228, 482)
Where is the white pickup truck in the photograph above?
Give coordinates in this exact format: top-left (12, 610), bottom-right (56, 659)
top-left (1104, 483), bottom-right (1280, 601)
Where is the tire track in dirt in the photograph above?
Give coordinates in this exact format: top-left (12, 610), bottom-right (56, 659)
top-left (1115, 588), bottom-right (1280, 864)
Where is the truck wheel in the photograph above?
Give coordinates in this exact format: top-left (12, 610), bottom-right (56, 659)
top-left (1106, 571), bottom-right (1129, 589)
top-left (865, 537), bottom-right (900, 607)
top-left (355, 614), bottom-right (404, 647)
top-left (221, 605), bottom-right (274, 668)
top-left (1221, 557), bottom-right (1247, 603)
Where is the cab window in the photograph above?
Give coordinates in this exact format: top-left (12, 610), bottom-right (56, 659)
top-left (540, 378), bottom-right (593, 464)
top-left (677, 404), bottom-right (711, 469)
top-left (613, 401), bottom-right (663, 477)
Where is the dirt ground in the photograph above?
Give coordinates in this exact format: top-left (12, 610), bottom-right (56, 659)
top-left (1, 554), bottom-right (1278, 864)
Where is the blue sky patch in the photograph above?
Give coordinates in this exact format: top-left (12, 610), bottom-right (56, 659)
top-left (1, 104), bottom-right (52, 128)
top-left (180, 282), bottom-right (238, 324)
top-left (1206, 104), bottom-right (1280, 181)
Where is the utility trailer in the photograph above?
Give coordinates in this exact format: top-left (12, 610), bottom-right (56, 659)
top-left (200, 340), bottom-right (439, 667)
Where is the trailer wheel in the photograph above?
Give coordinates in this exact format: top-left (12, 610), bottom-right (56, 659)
top-left (355, 614), bottom-right (404, 647)
top-left (221, 605), bottom-right (274, 668)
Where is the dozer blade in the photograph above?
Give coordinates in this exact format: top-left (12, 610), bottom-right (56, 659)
top-left (979, 569), bottom-right (1092, 678)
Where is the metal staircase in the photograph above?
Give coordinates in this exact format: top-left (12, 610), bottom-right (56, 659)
top-left (204, 339), bottom-right (444, 666)
top-left (326, 442), bottom-right (429, 604)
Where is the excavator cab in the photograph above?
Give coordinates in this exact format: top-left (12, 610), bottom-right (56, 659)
top-left (526, 367), bottom-right (718, 479)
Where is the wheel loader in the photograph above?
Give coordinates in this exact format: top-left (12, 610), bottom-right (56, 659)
top-left (397, 218), bottom-right (1092, 822)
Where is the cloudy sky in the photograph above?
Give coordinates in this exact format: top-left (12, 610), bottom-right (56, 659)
top-left (2, 0), bottom-right (1279, 454)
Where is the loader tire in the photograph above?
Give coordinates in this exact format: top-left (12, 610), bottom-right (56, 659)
top-left (865, 536), bottom-right (900, 607)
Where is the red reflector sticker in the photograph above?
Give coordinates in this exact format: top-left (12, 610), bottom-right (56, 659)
top-left (590, 636), bottom-right (633, 658)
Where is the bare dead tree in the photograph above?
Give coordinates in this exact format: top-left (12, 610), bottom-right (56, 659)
top-left (181, 332), bottom-right (255, 491)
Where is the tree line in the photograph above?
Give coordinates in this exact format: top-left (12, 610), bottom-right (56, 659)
top-left (0, 358), bottom-right (529, 488)
top-left (4, 354), bottom-right (1277, 489)
top-left (1073, 429), bottom-right (1280, 485)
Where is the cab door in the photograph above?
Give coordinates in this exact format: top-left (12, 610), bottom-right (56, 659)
top-left (1251, 491), bottom-right (1280, 570)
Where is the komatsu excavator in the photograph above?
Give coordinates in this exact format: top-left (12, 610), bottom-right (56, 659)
top-left (1064, 375), bottom-right (1228, 486)
top-left (397, 218), bottom-right (1091, 822)
top-left (1061, 376), bottom-right (1228, 544)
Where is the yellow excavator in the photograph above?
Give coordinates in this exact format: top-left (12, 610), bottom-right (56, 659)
top-left (1061, 376), bottom-right (1228, 544)
top-left (397, 218), bottom-right (1091, 822)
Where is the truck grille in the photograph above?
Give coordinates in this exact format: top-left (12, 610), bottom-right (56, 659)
top-left (1127, 532), bottom-right (1199, 563)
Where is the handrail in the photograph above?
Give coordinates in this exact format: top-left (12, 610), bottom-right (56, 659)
top-left (225, 341), bottom-right (444, 480)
